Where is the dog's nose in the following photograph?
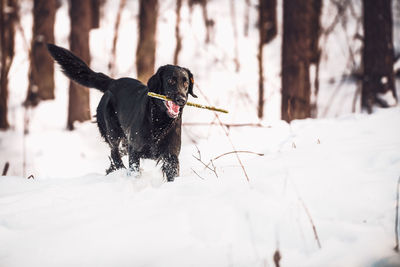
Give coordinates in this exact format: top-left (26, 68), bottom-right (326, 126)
top-left (175, 96), bottom-right (186, 106)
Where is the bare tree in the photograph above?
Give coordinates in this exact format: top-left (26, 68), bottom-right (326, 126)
top-left (67, 0), bottom-right (92, 130)
top-left (309, 0), bottom-right (322, 118)
top-left (90, 0), bottom-right (104, 29)
top-left (173, 0), bottom-right (182, 65)
top-left (281, 0), bottom-right (314, 122)
top-left (361, 0), bottom-right (397, 113)
top-left (25, 0), bottom-right (56, 106)
top-left (109, 0), bottom-right (127, 76)
top-left (189, 0), bottom-right (214, 43)
top-left (258, 0), bottom-right (277, 119)
top-left (136, 0), bottom-right (158, 83)
top-left (0, 0), bottom-right (18, 129)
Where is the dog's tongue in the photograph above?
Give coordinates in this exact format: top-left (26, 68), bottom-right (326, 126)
top-left (166, 101), bottom-right (180, 117)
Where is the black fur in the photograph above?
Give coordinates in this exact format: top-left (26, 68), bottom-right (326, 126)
top-left (48, 44), bottom-right (197, 182)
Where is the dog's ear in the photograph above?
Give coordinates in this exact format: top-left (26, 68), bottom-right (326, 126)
top-left (147, 66), bottom-right (165, 93)
top-left (183, 68), bottom-right (198, 98)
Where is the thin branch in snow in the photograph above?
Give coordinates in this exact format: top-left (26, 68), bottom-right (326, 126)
top-left (299, 198), bottom-right (322, 249)
top-left (194, 84), bottom-right (250, 182)
top-left (192, 145), bottom-right (218, 177)
top-left (183, 122), bottom-right (271, 128)
top-left (205, 151), bottom-right (264, 169)
top-left (273, 249), bottom-right (281, 267)
top-left (191, 168), bottom-right (204, 180)
top-left (27, 174), bottom-right (34, 179)
top-left (2, 162), bottom-right (10, 176)
top-left (394, 176), bottom-right (400, 252)
top-left (192, 154), bottom-right (218, 178)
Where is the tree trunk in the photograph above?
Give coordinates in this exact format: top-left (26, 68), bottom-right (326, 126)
top-left (361, 0), bottom-right (397, 113)
top-left (91, 0), bottom-right (106, 29)
top-left (67, 0), bottom-right (92, 130)
top-left (189, 0), bottom-right (213, 44)
top-left (136, 0), bottom-right (158, 83)
top-left (309, 0), bottom-right (322, 118)
top-left (0, 0), bottom-right (18, 129)
top-left (281, 0), bottom-right (312, 122)
top-left (173, 0), bottom-right (182, 65)
top-left (259, 0), bottom-right (277, 44)
top-left (25, 0), bottom-right (56, 106)
top-left (109, 0), bottom-right (126, 77)
top-left (257, 0), bottom-right (277, 119)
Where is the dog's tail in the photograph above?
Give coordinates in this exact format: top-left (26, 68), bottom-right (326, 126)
top-left (47, 43), bottom-right (112, 93)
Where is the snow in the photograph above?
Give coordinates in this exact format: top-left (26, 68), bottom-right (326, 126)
top-left (1, 108), bottom-right (400, 267)
top-left (1, 0), bottom-right (400, 266)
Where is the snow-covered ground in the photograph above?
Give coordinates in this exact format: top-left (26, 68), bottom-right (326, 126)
top-left (1, 0), bottom-right (400, 266)
top-left (1, 107), bottom-right (400, 267)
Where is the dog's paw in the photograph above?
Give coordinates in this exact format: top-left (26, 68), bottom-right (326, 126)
top-left (127, 168), bottom-right (142, 178)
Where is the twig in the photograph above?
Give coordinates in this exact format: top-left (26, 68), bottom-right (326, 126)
top-left (192, 155), bottom-right (218, 178)
top-left (211, 150), bottom-right (264, 163)
top-left (27, 174), bottom-right (34, 179)
top-left (2, 162), bottom-right (9, 176)
top-left (191, 168), bottom-right (205, 180)
top-left (193, 84), bottom-right (251, 182)
top-left (299, 198), bottom-right (322, 249)
top-left (183, 122), bottom-right (271, 128)
top-left (273, 249), bottom-right (281, 267)
top-left (395, 176), bottom-right (400, 252)
top-left (193, 145), bottom-right (217, 177)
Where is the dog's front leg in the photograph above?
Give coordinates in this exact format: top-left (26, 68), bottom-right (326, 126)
top-left (128, 145), bottom-right (141, 177)
top-left (161, 154), bottom-right (179, 182)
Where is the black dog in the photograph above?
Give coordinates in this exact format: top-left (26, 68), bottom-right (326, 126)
top-left (47, 44), bottom-right (197, 181)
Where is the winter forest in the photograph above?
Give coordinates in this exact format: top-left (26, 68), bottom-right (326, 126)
top-left (1, 0), bottom-right (400, 266)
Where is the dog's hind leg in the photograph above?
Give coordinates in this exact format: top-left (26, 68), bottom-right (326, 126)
top-left (97, 91), bottom-right (126, 174)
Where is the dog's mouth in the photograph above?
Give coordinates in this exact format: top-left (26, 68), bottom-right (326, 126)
top-left (164, 100), bottom-right (181, 118)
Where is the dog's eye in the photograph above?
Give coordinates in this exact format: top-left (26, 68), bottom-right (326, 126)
top-left (168, 79), bottom-right (176, 85)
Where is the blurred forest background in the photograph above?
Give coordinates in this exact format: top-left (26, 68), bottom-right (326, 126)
top-left (0, 0), bottom-right (399, 130)
top-left (1, 2), bottom-right (400, 265)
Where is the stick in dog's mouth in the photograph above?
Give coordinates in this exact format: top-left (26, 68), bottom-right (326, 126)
top-left (147, 92), bottom-right (229, 114)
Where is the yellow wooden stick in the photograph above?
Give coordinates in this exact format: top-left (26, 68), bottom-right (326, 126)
top-left (147, 92), bottom-right (229, 114)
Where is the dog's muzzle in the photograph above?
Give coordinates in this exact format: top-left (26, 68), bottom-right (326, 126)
top-left (164, 101), bottom-right (180, 118)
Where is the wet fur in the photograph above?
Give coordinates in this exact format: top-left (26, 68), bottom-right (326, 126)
top-left (47, 44), bottom-right (196, 181)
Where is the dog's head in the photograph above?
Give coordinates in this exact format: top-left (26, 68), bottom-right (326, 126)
top-left (148, 65), bottom-right (197, 119)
